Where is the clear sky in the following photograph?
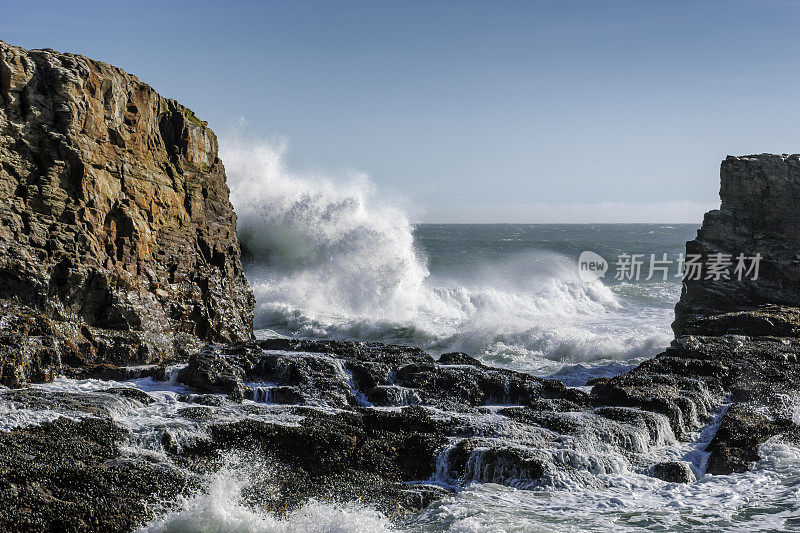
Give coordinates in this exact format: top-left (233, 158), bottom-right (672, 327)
top-left (4, 0), bottom-right (799, 222)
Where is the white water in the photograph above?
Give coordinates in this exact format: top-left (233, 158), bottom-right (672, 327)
top-left (222, 132), bottom-right (675, 378)
top-left (413, 441), bottom-right (800, 532)
top-left (138, 456), bottom-right (393, 533)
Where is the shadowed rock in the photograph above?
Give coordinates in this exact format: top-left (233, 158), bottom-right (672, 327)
top-left (653, 461), bottom-right (695, 483)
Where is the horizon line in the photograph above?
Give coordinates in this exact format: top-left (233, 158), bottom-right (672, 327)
top-left (409, 221), bottom-right (702, 225)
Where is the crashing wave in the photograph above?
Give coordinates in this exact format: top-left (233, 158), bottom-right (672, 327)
top-left (222, 131), bottom-right (672, 374)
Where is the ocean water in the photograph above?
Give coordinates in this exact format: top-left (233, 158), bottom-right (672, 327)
top-left (6, 135), bottom-right (791, 532)
top-left (224, 135), bottom-right (692, 383)
top-left (248, 222), bottom-right (691, 384)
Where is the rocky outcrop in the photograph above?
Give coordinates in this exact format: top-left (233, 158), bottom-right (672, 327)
top-left (175, 340), bottom-right (585, 410)
top-left (674, 154), bottom-right (800, 336)
top-left (622, 153), bottom-right (800, 474)
top-left (593, 334), bottom-right (800, 474)
top-left (0, 41), bottom-right (253, 385)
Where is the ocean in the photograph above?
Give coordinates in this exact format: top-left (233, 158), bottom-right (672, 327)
top-left (248, 222), bottom-right (690, 384)
top-left (224, 137), bottom-right (687, 384)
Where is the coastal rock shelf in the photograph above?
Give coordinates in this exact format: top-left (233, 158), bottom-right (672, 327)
top-left (4, 331), bottom-right (798, 529)
top-left (0, 338), bottom-right (716, 530)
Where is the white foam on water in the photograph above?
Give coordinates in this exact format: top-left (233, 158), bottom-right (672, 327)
top-left (138, 456), bottom-right (395, 533)
top-left (0, 376), bottom-right (304, 448)
top-left (0, 402), bottom-right (89, 431)
top-left (414, 439), bottom-right (800, 532)
top-left (221, 131), bottom-right (672, 377)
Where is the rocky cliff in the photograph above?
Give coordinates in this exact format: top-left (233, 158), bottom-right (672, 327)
top-left (632, 153), bottom-right (800, 474)
top-left (0, 41), bottom-right (253, 386)
top-left (674, 154), bottom-right (800, 336)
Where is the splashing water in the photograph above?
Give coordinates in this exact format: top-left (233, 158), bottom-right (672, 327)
top-left (225, 134), bottom-right (431, 322)
top-left (222, 130), bottom-right (689, 377)
top-left (138, 455), bottom-right (394, 533)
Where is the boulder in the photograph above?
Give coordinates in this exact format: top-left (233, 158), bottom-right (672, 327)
top-left (653, 461), bottom-right (695, 483)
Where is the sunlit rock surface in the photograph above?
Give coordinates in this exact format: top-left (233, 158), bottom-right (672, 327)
top-left (0, 41), bottom-right (253, 386)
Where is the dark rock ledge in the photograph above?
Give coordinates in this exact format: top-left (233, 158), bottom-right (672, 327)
top-left (3, 326), bottom-right (798, 530)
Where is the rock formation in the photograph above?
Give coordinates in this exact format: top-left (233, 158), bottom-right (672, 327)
top-left (674, 154), bottom-right (800, 336)
top-left (634, 153), bottom-right (800, 473)
top-left (0, 41), bottom-right (254, 386)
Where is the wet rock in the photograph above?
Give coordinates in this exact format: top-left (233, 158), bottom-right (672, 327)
top-left (0, 417), bottom-right (193, 532)
top-left (176, 393), bottom-right (227, 406)
top-left (178, 406), bottom-right (214, 421)
top-left (706, 403), bottom-right (795, 475)
top-left (653, 461), bottom-right (695, 483)
top-left (247, 385), bottom-right (304, 404)
top-left (0, 307), bottom-right (70, 386)
top-left (68, 362), bottom-right (167, 381)
top-left (365, 384), bottom-right (421, 406)
top-left (438, 352), bottom-right (484, 366)
top-left (257, 338), bottom-right (434, 366)
top-left (177, 341), bottom-right (588, 412)
top-left (0, 388), bottom-right (127, 417)
top-left (438, 438), bottom-right (550, 487)
top-left (394, 361), bottom-right (580, 409)
top-left (101, 386), bottom-right (156, 405)
top-left (595, 333), bottom-right (800, 471)
top-left (176, 349), bottom-right (248, 401)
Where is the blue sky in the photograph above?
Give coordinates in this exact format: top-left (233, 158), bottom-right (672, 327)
top-left (4, 0), bottom-right (800, 222)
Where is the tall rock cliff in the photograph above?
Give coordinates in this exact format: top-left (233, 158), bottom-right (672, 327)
top-left (674, 154), bottom-right (800, 336)
top-left (0, 41), bottom-right (254, 385)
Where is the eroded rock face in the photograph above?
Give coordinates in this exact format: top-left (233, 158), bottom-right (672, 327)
top-left (0, 41), bottom-right (254, 384)
top-left (674, 154), bottom-right (800, 336)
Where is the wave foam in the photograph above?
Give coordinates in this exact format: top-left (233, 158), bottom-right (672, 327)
top-left (222, 132), bottom-right (672, 375)
top-left (138, 455), bottom-right (393, 533)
